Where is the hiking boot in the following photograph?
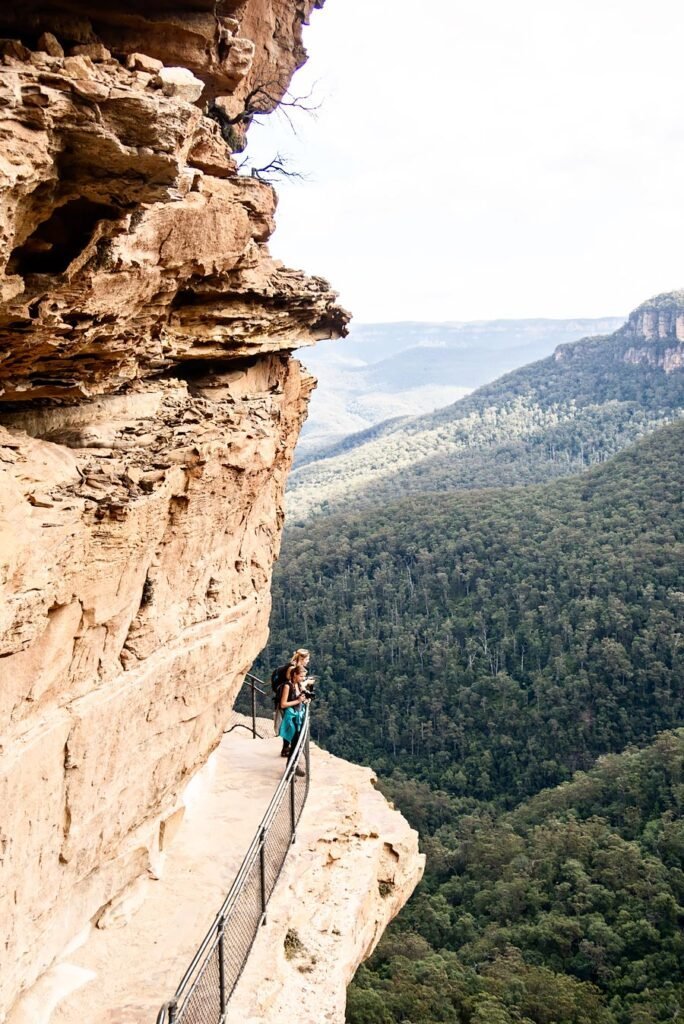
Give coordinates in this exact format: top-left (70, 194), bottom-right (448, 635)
top-left (295, 766), bottom-right (306, 778)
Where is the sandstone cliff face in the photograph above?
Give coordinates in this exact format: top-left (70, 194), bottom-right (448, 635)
top-left (0, 2), bottom-right (351, 1017)
top-left (554, 290), bottom-right (684, 371)
top-left (620, 292), bottom-right (684, 372)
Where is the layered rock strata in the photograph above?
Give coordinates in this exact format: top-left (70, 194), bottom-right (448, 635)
top-left (0, 29), bottom-right (345, 399)
top-left (0, 2), bottom-right (351, 1018)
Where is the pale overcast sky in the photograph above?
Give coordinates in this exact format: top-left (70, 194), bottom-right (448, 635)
top-left (246, 0), bottom-right (684, 323)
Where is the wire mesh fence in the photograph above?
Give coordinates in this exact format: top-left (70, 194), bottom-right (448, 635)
top-left (172, 936), bottom-right (222, 1024)
top-left (156, 688), bottom-right (310, 1024)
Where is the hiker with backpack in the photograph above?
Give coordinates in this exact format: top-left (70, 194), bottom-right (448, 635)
top-left (271, 649), bottom-right (311, 758)
top-left (278, 663), bottom-right (309, 770)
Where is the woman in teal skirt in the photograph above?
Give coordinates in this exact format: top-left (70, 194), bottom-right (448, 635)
top-left (279, 664), bottom-right (308, 763)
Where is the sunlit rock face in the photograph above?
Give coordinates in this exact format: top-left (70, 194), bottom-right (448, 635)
top-left (621, 292), bottom-right (684, 372)
top-left (228, 748), bottom-right (426, 1024)
top-left (0, 1), bottom-right (348, 1016)
top-left (554, 290), bottom-right (684, 372)
top-left (0, 1), bottom-right (345, 401)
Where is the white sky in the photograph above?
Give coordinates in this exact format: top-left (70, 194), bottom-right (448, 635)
top-left (246, 0), bottom-right (684, 323)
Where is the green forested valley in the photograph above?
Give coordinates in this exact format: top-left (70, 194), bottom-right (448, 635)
top-left (288, 293), bottom-right (684, 522)
top-left (269, 423), bottom-right (683, 801)
top-left (349, 730), bottom-right (684, 1024)
top-left (260, 419), bottom-right (684, 1023)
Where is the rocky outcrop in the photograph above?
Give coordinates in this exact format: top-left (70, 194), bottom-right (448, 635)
top-left (0, 1), bottom-right (323, 109)
top-left (0, 32), bottom-right (345, 400)
top-left (227, 747), bottom-right (426, 1024)
top-left (620, 290), bottom-right (684, 372)
top-left (555, 290), bottom-right (684, 371)
top-left (622, 290), bottom-right (684, 342)
top-left (0, 1), bottom-right (350, 1018)
top-left (622, 343), bottom-right (684, 373)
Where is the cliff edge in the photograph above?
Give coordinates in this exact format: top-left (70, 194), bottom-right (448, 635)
top-left (0, 2), bottom-right (395, 1019)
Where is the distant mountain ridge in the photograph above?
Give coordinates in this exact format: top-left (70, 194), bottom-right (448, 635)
top-left (296, 315), bottom-right (625, 459)
top-left (286, 291), bottom-right (684, 521)
top-left (309, 316), bottom-right (627, 363)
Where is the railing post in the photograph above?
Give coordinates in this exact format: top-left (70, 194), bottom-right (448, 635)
top-left (290, 772), bottom-right (297, 844)
top-left (250, 678), bottom-right (257, 739)
top-left (218, 914), bottom-right (227, 1016)
top-left (259, 826), bottom-right (267, 925)
top-left (305, 725), bottom-right (310, 797)
top-left (157, 699), bottom-right (313, 1023)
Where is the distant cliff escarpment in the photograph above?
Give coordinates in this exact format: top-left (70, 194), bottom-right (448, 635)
top-left (554, 289), bottom-right (684, 373)
top-left (287, 290), bottom-right (684, 521)
top-left (0, 2), bottom-right (354, 1018)
top-left (296, 316), bottom-right (625, 461)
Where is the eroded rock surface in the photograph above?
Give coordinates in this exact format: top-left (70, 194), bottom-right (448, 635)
top-left (227, 746), bottom-right (426, 1024)
top-left (6, 729), bottom-right (424, 1024)
top-left (0, 0), bottom-right (324, 109)
top-left (0, 357), bottom-right (318, 1017)
top-left (0, 1), bottom-right (349, 1017)
top-left (0, 37), bottom-right (345, 400)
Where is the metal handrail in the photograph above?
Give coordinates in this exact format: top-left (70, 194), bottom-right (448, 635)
top-left (245, 672), bottom-right (268, 693)
top-left (223, 672), bottom-right (271, 740)
top-left (156, 701), bottom-right (310, 1024)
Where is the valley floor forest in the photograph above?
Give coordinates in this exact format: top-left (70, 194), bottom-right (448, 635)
top-left (259, 419), bottom-right (684, 1024)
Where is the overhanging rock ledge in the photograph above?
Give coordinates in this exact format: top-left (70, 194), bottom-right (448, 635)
top-left (0, 2), bottom-right (423, 1020)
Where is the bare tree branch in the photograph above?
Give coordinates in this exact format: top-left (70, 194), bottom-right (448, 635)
top-left (240, 152), bottom-right (309, 183)
top-left (207, 79), bottom-right (320, 139)
top-left (207, 76), bottom-right (321, 176)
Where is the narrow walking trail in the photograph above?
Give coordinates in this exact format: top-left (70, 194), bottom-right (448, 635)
top-left (10, 721), bottom-right (283, 1024)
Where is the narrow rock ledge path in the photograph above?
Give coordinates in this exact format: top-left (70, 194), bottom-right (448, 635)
top-left (9, 719), bottom-right (423, 1024)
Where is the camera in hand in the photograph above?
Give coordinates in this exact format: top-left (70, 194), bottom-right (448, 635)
top-left (301, 681), bottom-right (317, 700)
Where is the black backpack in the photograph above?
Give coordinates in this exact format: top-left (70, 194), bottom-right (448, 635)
top-left (271, 664), bottom-right (290, 702)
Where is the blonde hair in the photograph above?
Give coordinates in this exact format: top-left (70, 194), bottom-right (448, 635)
top-left (290, 648), bottom-right (310, 666)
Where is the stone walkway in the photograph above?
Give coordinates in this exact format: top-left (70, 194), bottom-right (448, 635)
top-left (8, 716), bottom-right (423, 1024)
top-left (9, 719), bottom-right (286, 1024)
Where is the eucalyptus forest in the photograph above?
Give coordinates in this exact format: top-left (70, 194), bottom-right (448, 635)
top-left (260, 299), bottom-right (684, 1024)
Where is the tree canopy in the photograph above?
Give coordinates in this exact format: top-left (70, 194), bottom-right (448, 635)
top-left (258, 420), bottom-right (684, 1023)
